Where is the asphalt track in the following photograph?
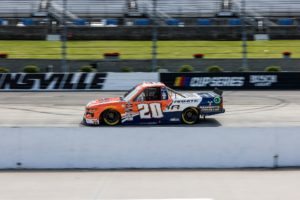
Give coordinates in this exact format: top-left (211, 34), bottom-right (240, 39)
top-left (0, 90), bottom-right (299, 127)
top-left (1, 169), bottom-right (300, 200)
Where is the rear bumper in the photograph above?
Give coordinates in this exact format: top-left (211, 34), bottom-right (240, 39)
top-left (201, 108), bottom-right (225, 116)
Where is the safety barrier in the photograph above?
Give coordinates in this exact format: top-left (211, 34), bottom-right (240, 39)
top-left (0, 127), bottom-right (299, 169)
top-left (0, 72), bottom-right (158, 91)
top-left (1, 72), bottom-right (300, 91)
top-left (161, 72), bottom-right (300, 90)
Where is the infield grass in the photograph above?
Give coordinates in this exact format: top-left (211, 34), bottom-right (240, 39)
top-left (0, 40), bottom-right (299, 59)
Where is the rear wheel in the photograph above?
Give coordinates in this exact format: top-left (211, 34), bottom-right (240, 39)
top-left (102, 109), bottom-right (121, 126)
top-left (181, 108), bottom-right (199, 125)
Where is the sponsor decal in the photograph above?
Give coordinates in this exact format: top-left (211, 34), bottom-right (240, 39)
top-left (0, 73), bottom-right (106, 90)
top-left (173, 99), bottom-right (199, 104)
top-left (169, 118), bottom-right (180, 122)
top-left (174, 77), bottom-right (191, 87)
top-left (162, 72), bottom-right (300, 90)
top-left (168, 104), bottom-right (180, 110)
top-left (125, 103), bottom-right (134, 121)
top-left (213, 96), bottom-right (221, 104)
top-left (125, 103), bottom-right (133, 111)
top-left (207, 100), bottom-right (213, 106)
top-left (124, 113), bottom-right (134, 121)
top-left (200, 106), bottom-right (221, 112)
top-left (174, 76), bottom-right (245, 87)
top-left (85, 118), bottom-right (99, 125)
top-left (250, 75), bottom-right (277, 87)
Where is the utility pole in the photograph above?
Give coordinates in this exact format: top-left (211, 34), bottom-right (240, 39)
top-left (151, 0), bottom-right (158, 72)
top-left (61, 0), bottom-right (68, 72)
top-left (241, 0), bottom-right (248, 69)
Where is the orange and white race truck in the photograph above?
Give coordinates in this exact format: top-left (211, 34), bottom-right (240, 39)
top-left (83, 82), bottom-right (225, 126)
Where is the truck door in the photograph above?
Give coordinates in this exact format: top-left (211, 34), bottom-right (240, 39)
top-left (131, 87), bottom-right (165, 123)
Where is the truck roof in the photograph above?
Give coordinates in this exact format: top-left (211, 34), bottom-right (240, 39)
top-left (139, 82), bottom-right (166, 88)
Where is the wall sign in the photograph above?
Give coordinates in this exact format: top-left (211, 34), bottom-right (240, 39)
top-left (161, 72), bottom-right (300, 90)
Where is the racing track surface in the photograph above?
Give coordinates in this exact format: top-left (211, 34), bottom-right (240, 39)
top-left (0, 90), bottom-right (299, 127)
top-left (1, 169), bottom-right (300, 200)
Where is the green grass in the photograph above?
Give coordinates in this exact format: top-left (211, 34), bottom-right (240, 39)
top-left (0, 40), bottom-right (299, 59)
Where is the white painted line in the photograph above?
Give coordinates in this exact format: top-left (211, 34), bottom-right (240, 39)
top-left (104, 199), bottom-right (213, 200)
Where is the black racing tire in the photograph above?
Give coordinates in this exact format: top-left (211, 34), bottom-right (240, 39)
top-left (181, 107), bottom-right (199, 125)
top-left (101, 109), bottom-right (121, 126)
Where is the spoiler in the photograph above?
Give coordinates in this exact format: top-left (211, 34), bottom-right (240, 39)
top-left (213, 88), bottom-right (223, 96)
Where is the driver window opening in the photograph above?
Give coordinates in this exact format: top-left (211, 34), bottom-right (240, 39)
top-left (135, 87), bottom-right (161, 102)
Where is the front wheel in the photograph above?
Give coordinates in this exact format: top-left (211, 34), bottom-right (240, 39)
top-left (181, 108), bottom-right (199, 125)
top-left (102, 109), bottom-right (121, 126)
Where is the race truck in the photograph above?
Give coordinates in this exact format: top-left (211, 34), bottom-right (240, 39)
top-left (83, 82), bottom-right (225, 126)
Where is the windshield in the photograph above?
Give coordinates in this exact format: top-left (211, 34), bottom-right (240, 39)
top-left (123, 85), bottom-right (141, 101)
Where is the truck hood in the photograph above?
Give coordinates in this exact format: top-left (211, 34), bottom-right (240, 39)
top-left (86, 97), bottom-right (121, 108)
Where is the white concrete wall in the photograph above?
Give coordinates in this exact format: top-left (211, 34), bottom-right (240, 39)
top-left (0, 127), bottom-right (300, 169)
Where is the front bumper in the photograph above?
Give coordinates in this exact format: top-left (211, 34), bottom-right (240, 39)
top-left (83, 113), bottom-right (100, 125)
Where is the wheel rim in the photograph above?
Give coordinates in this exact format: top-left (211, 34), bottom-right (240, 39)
top-left (182, 108), bottom-right (198, 124)
top-left (103, 110), bottom-right (120, 125)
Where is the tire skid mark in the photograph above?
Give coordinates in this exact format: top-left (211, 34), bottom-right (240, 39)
top-left (0, 106), bottom-right (75, 116)
top-left (225, 95), bottom-right (288, 115)
top-left (32, 105), bottom-right (84, 112)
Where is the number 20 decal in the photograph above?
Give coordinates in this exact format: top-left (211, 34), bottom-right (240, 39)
top-left (138, 103), bottom-right (164, 119)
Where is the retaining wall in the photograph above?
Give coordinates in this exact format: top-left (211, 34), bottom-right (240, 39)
top-left (1, 72), bottom-right (300, 91)
top-left (0, 127), bottom-right (299, 169)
